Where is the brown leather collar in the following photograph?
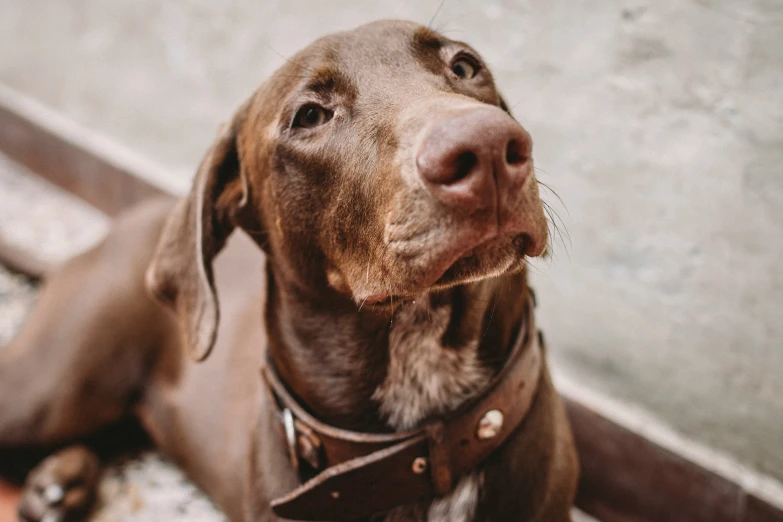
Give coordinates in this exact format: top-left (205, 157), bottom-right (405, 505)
top-left (261, 297), bottom-right (542, 521)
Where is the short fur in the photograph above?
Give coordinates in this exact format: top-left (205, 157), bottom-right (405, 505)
top-left (0, 20), bottom-right (578, 522)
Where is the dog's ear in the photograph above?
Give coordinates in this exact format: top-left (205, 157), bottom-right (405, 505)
top-left (146, 105), bottom-right (251, 362)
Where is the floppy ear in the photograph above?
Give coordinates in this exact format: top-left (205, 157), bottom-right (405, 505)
top-left (146, 106), bottom-right (251, 361)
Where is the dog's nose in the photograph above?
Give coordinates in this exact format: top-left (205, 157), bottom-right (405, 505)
top-left (416, 107), bottom-right (532, 211)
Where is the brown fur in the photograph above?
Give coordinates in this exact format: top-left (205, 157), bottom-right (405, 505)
top-left (0, 20), bottom-right (577, 522)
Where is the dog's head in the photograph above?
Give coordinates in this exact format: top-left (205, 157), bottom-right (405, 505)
top-left (147, 20), bottom-right (548, 360)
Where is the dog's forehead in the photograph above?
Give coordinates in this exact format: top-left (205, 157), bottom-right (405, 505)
top-left (335, 20), bottom-right (440, 60)
top-left (294, 20), bottom-right (449, 92)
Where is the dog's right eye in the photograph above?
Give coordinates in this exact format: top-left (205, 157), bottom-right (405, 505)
top-left (292, 104), bottom-right (333, 129)
top-left (451, 54), bottom-right (480, 80)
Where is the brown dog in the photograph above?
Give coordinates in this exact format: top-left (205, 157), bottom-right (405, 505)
top-left (0, 20), bottom-right (578, 522)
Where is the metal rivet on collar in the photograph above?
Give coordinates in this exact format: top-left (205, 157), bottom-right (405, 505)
top-left (43, 484), bottom-right (65, 506)
top-left (477, 409), bottom-right (504, 440)
top-left (411, 457), bottom-right (428, 474)
top-left (283, 408), bottom-right (299, 470)
top-left (330, 491), bottom-right (341, 499)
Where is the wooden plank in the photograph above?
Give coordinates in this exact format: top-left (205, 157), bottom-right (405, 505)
top-left (0, 84), bottom-right (183, 217)
top-left (744, 495), bottom-right (783, 522)
top-left (566, 399), bottom-right (743, 522)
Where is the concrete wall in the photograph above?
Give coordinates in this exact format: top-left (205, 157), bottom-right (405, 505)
top-left (1, 0), bottom-right (781, 482)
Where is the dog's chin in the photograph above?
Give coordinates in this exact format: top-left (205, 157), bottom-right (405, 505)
top-left (361, 233), bottom-right (531, 308)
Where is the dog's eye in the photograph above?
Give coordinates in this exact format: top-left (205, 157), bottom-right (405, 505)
top-left (451, 55), bottom-right (480, 80)
top-left (292, 104), bottom-right (333, 129)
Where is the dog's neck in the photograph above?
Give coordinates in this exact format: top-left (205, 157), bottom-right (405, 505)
top-left (264, 269), bottom-right (530, 432)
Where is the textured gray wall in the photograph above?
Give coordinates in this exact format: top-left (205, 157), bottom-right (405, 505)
top-left (1, 0), bottom-right (782, 481)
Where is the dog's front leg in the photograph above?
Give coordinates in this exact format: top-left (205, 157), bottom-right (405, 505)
top-left (17, 446), bottom-right (99, 522)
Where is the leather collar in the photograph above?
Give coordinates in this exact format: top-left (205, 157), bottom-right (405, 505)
top-left (261, 295), bottom-right (543, 521)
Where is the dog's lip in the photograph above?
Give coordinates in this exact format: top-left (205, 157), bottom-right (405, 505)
top-left (362, 294), bottom-right (412, 307)
top-left (431, 233), bottom-right (529, 286)
top-left (360, 232), bottom-right (530, 307)
top-left (359, 253), bottom-right (486, 307)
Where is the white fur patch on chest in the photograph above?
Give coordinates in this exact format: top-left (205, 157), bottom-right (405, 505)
top-left (378, 472), bottom-right (482, 522)
top-left (373, 300), bottom-right (491, 431)
top-left (372, 299), bottom-right (490, 521)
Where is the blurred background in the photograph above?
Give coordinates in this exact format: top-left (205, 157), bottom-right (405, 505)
top-left (1, 0), bottom-right (782, 518)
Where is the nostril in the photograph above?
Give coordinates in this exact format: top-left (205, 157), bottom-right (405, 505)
top-left (505, 139), bottom-right (528, 166)
top-left (452, 151), bottom-right (478, 183)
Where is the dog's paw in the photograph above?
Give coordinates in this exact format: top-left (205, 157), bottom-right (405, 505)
top-left (17, 446), bottom-right (99, 522)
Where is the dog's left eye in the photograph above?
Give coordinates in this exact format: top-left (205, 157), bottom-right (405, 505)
top-left (292, 104), bottom-right (333, 129)
top-left (451, 55), bottom-right (480, 80)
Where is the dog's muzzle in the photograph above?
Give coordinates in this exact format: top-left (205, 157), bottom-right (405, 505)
top-left (261, 293), bottom-right (544, 521)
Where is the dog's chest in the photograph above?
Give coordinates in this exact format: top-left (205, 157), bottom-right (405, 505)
top-left (372, 300), bottom-right (490, 522)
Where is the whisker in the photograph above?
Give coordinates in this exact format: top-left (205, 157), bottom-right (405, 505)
top-left (533, 171), bottom-right (572, 262)
top-left (276, 75), bottom-right (315, 81)
top-left (543, 201), bottom-right (572, 251)
top-left (427, 0), bottom-right (448, 29)
top-left (524, 258), bottom-right (546, 275)
top-left (481, 279), bottom-right (501, 340)
top-left (541, 199), bottom-right (572, 245)
top-left (265, 43), bottom-right (315, 74)
top-left (541, 201), bottom-right (570, 262)
top-left (536, 178), bottom-right (570, 217)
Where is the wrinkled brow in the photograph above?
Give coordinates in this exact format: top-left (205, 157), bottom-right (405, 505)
top-left (412, 26), bottom-right (444, 52)
top-left (302, 67), bottom-right (355, 100)
top-left (410, 27), bottom-right (447, 73)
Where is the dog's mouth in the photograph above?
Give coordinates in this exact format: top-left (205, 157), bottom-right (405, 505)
top-left (356, 168), bottom-right (548, 309)
top-left (434, 233), bottom-right (530, 286)
top-left (361, 232), bottom-right (532, 308)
